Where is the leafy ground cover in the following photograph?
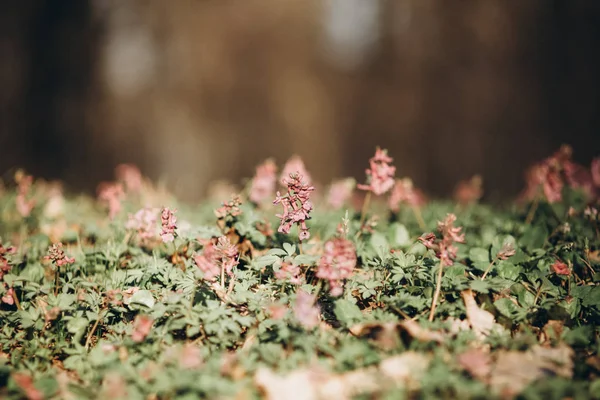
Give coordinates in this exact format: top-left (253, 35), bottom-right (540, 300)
top-left (0, 146), bottom-right (599, 399)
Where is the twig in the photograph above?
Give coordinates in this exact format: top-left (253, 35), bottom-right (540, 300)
top-left (412, 206), bottom-right (426, 231)
top-left (525, 195), bottom-right (540, 225)
top-left (85, 311), bottom-right (105, 350)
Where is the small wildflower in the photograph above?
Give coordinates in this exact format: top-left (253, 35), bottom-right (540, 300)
top-left (115, 163), bottom-right (143, 193)
top-left (97, 182), bottom-right (125, 219)
top-left (267, 303), bottom-right (288, 320)
top-left (47, 243), bottom-right (75, 267)
top-left (327, 178), bottom-right (355, 209)
top-left (274, 261), bottom-right (303, 285)
top-left (194, 236), bottom-right (239, 281)
top-left (280, 155), bottom-right (311, 185)
top-left (250, 159), bottom-right (277, 204)
top-left (497, 242), bottom-right (516, 260)
top-left (180, 343), bottom-right (203, 369)
top-left (551, 260), bottom-right (570, 276)
top-left (0, 242), bottom-right (15, 280)
top-left (420, 213), bottom-right (465, 267)
top-left (358, 147), bottom-right (396, 196)
top-left (131, 314), bottom-right (153, 342)
top-left (388, 178), bottom-right (425, 211)
top-left (160, 207), bottom-right (177, 243)
top-left (293, 290), bottom-right (320, 330)
top-left (316, 238), bottom-right (357, 296)
top-left (592, 157), bottom-right (600, 188)
top-left (15, 172), bottom-right (35, 218)
top-left (584, 206), bottom-right (598, 220)
top-left (126, 207), bottom-right (159, 243)
top-left (2, 286), bottom-right (14, 305)
top-left (273, 173), bottom-right (315, 241)
top-left (215, 195), bottom-right (243, 220)
top-left (454, 175), bottom-right (483, 205)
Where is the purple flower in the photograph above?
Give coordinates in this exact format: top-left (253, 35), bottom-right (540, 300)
top-left (273, 173), bottom-right (315, 241)
top-left (293, 290), bottom-right (320, 330)
top-left (357, 147), bottom-right (396, 196)
top-left (160, 207), bottom-right (178, 243)
top-left (316, 238), bottom-right (357, 296)
top-left (420, 213), bottom-right (465, 267)
top-left (249, 159), bottom-right (277, 204)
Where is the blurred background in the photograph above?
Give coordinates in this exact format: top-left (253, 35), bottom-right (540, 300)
top-left (1, 0), bottom-right (599, 201)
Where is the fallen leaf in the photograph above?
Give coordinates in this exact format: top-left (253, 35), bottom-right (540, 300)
top-left (461, 290), bottom-right (496, 339)
top-left (379, 351), bottom-right (431, 387)
top-left (490, 344), bottom-right (573, 397)
top-left (399, 319), bottom-right (445, 343)
top-left (457, 348), bottom-right (492, 381)
top-left (349, 322), bottom-right (401, 350)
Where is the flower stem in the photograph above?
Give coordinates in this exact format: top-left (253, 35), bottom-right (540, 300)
top-left (412, 206), bottom-right (426, 231)
top-left (220, 263), bottom-right (225, 289)
top-left (429, 260), bottom-right (444, 322)
top-left (357, 192), bottom-right (372, 237)
top-left (12, 289), bottom-right (21, 310)
top-left (54, 266), bottom-right (60, 296)
top-left (525, 195), bottom-right (540, 225)
top-left (481, 256), bottom-right (498, 280)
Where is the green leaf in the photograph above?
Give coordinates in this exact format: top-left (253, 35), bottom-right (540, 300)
top-left (370, 232), bottom-right (390, 260)
top-left (494, 298), bottom-right (522, 319)
top-left (390, 223), bottom-right (411, 247)
top-left (469, 248), bottom-right (490, 263)
top-left (521, 225), bottom-right (548, 252)
top-left (469, 279), bottom-right (490, 294)
top-left (334, 299), bottom-right (363, 326)
top-left (67, 317), bottom-right (89, 335)
top-left (253, 255), bottom-right (280, 268)
top-left (129, 290), bottom-right (155, 309)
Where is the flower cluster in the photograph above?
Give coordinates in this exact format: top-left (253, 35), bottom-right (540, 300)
top-left (280, 155), bottom-right (311, 185)
top-left (326, 178), bottom-right (355, 210)
top-left (453, 175), bottom-right (483, 205)
top-left (316, 238), bottom-right (357, 296)
top-left (249, 159), bottom-right (277, 204)
top-left (0, 242), bottom-right (15, 280)
top-left (15, 172), bottom-right (35, 218)
top-left (47, 243), bottom-right (75, 267)
top-left (419, 213), bottom-right (465, 267)
top-left (551, 260), bottom-right (570, 276)
top-left (215, 195), bottom-right (243, 220)
top-left (115, 163), bottom-right (143, 194)
top-left (273, 173), bottom-right (315, 241)
top-left (293, 290), bottom-right (320, 330)
top-left (132, 314), bottom-right (154, 342)
top-left (97, 182), bottom-right (125, 219)
top-left (274, 261), bottom-right (303, 285)
top-left (126, 207), bottom-right (159, 243)
top-left (194, 236), bottom-right (239, 281)
top-left (160, 207), bottom-right (178, 243)
top-left (388, 178), bottom-right (425, 212)
top-left (358, 147), bottom-right (396, 196)
top-left (522, 145), bottom-right (594, 203)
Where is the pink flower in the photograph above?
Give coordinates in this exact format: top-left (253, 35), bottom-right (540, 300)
top-left (316, 238), bottom-right (357, 296)
top-left (47, 243), bottom-right (75, 267)
top-left (274, 261), bottom-right (303, 285)
top-left (280, 155), bottom-right (311, 186)
top-left (419, 213), bottom-right (465, 267)
top-left (357, 147), bottom-right (396, 196)
top-left (274, 173), bottom-right (315, 241)
top-left (327, 178), bottom-right (355, 209)
top-left (388, 178), bottom-right (425, 212)
top-left (126, 207), bottom-right (159, 243)
top-left (194, 236), bottom-right (239, 281)
top-left (2, 286), bottom-right (14, 305)
top-left (497, 243), bottom-right (516, 260)
top-left (551, 260), bottom-right (570, 276)
top-left (160, 207), bottom-right (177, 243)
top-left (0, 242), bottom-right (15, 280)
top-left (250, 159), bottom-right (277, 204)
top-left (592, 158), bottom-right (600, 188)
top-left (522, 145), bottom-right (593, 204)
top-left (115, 164), bottom-right (143, 193)
top-left (215, 195), bottom-right (243, 220)
top-left (293, 290), bottom-right (320, 330)
top-left (97, 182), bottom-right (125, 219)
top-left (453, 175), bottom-right (483, 205)
top-left (179, 343), bottom-right (203, 369)
top-left (131, 314), bottom-right (153, 342)
top-left (15, 173), bottom-right (35, 217)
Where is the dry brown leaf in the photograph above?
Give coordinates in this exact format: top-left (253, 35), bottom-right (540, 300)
top-left (349, 322), bottom-right (401, 350)
top-left (349, 320), bottom-right (444, 349)
top-left (399, 319), bottom-right (445, 343)
top-left (539, 320), bottom-right (564, 344)
top-left (490, 344), bottom-right (573, 397)
top-left (379, 351), bottom-right (430, 387)
top-left (255, 351), bottom-right (431, 399)
top-left (461, 289), bottom-right (496, 339)
top-left (457, 348), bottom-right (492, 381)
